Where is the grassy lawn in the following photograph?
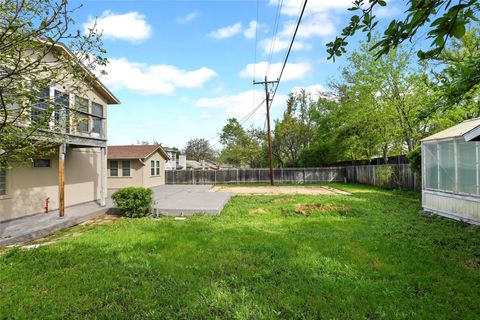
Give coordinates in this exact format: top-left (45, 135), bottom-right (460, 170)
top-left (1, 184), bottom-right (480, 319)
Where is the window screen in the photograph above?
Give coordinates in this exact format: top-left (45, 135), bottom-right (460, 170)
top-left (91, 102), bottom-right (103, 117)
top-left (425, 143), bottom-right (438, 189)
top-left (458, 142), bottom-right (477, 195)
top-left (0, 167), bottom-right (6, 196)
top-left (122, 160), bottom-right (131, 177)
top-left (150, 160), bottom-right (155, 176)
top-left (75, 96), bottom-right (89, 113)
top-left (92, 118), bottom-right (103, 134)
top-left (156, 161), bottom-right (160, 176)
top-left (439, 142), bottom-right (455, 192)
top-left (76, 114), bottom-right (89, 133)
top-left (54, 90), bottom-right (70, 132)
top-left (110, 160), bottom-right (118, 176)
top-left (31, 87), bottom-right (50, 127)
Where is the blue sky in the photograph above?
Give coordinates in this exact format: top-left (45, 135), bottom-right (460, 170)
top-left (71, 0), bottom-right (403, 149)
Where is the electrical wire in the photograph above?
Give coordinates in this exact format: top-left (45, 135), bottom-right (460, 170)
top-left (270, 0), bottom-right (307, 106)
top-left (265, 0), bottom-right (284, 79)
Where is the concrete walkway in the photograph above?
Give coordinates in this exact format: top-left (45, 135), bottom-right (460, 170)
top-left (151, 185), bottom-right (232, 216)
top-left (1, 185), bottom-right (231, 246)
top-left (0, 201), bottom-right (111, 247)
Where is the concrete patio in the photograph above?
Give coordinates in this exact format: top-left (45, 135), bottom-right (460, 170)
top-left (151, 185), bottom-right (232, 216)
top-left (1, 185), bottom-right (231, 246)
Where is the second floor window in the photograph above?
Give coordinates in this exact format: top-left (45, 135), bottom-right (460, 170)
top-left (31, 87), bottom-right (50, 128)
top-left (92, 118), bottom-right (103, 134)
top-left (54, 90), bottom-right (70, 133)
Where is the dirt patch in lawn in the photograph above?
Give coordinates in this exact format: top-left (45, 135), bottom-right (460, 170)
top-left (211, 186), bottom-right (349, 196)
top-left (80, 214), bottom-right (120, 226)
top-left (294, 204), bottom-right (351, 216)
top-left (463, 257), bottom-right (480, 270)
top-left (249, 208), bottom-right (268, 214)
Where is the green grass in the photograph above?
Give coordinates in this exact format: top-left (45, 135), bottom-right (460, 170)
top-left (1, 184), bottom-right (480, 319)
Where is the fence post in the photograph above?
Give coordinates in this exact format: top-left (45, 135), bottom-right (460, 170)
top-left (303, 168), bottom-right (306, 184)
top-left (236, 169), bottom-right (239, 184)
top-left (281, 167), bottom-right (284, 184)
top-left (192, 170), bottom-right (195, 185)
top-left (214, 170), bottom-right (217, 185)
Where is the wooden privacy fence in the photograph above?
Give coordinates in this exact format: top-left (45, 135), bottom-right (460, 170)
top-left (165, 164), bottom-right (420, 191)
top-left (345, 164), bottom-right (420, 191)
top-left (165, 167), bottom-right (346, 185)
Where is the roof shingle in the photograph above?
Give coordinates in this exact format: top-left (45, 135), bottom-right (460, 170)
top-left (107, 145), bottom-right (169, 160)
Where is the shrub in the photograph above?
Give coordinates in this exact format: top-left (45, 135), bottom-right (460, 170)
top-left (376, 165), bottom-right (394, 188)
top-left (111, 187), bottom-right (153, 218)
top-left (407, 146), bottom-right (421, 173)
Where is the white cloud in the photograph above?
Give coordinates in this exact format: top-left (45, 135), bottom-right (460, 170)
top-left (196, 89), bottom-right (286, 121)
top-left (259, 0), bottom-right (349, 54)
top-left (243, 20), bottom-right (268, 39)
top-left (101, 57), bottom-right (217, 95)
top-left (259, 37), bottom-right (312, 54)
top-left (292, 84), bottom-right (325, 96)
top-left (208, 22), bottom-right (243, 39)
top-left (376, 5), bottom-right (402, 18)
top-left (178, 11), bottom-right (199, 24)
top-left (239, 61), bottom-right (311, 81)
top-left (269, 0), bottom-right (352, 16)
top-left (83, 10), bottom-right (152, 43)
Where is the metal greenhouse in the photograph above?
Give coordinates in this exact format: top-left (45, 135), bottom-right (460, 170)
top-left (421, 118), bottom-right (480, 224)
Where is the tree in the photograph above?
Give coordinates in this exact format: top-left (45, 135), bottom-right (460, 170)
top-left (183, 138), bottom-right (216, 162)
top-left (327, 0), bottom-right (480, 60)
top-left (219, 118), bottom-right (265, 167)
top-left (272, 89), bottom-right (317, 167)
top-left (0, 0), bottom-right (106, 166)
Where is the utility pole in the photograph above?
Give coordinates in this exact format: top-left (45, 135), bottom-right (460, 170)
top-left (254, 76), bottom-right (278, 186)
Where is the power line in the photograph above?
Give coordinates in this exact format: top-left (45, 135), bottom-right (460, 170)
top-left (270, 0), bottom-right (307, 105)
top-left (265, 0), bottom-right (284, 78)
top-left (239, 98), bottom-right (266, 126)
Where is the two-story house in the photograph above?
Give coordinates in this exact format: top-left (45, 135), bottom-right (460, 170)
top-left (0, 43), bottom-right (120, 222)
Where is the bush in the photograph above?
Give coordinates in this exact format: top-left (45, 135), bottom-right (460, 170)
top-left (376, 165), bottom-right (394, 188)
top-left (407, 146), bottom-right (421, 173)
top-left (111, 187), bottom-right (153, 218)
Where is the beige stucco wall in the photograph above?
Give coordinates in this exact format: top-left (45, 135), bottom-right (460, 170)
top-left (0, 147), bottom-right (102, 222)
top-left (144, 152), bottom-right (166, 188)
top-left (107, 151), bottom-right (166, 189)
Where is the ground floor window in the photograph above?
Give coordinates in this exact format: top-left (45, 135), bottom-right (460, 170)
top-left (33, 159), bottom-right (51, 168)
top-left (110, 160), bottom-right (118, 177)
top-left (151, 160), bottom-right (161, 176)
top-left (122, 160), bottom-right (131, 177)
top-left (0, 167), bottom-right (6, 196)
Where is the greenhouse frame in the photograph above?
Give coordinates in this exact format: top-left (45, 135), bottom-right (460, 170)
top-left (421, 118), bottom-right (480, 224)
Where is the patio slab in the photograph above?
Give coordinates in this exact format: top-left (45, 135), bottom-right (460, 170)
top-left (151, 185), bottom-right (232, 216)
top-left (0, 201), bottom-right (112, 247)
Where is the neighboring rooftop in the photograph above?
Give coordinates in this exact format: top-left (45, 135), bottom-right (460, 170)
top-left (108, 145), bottom-right (169, 160)
top-left (422, 118), bottom-right (480, 142)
